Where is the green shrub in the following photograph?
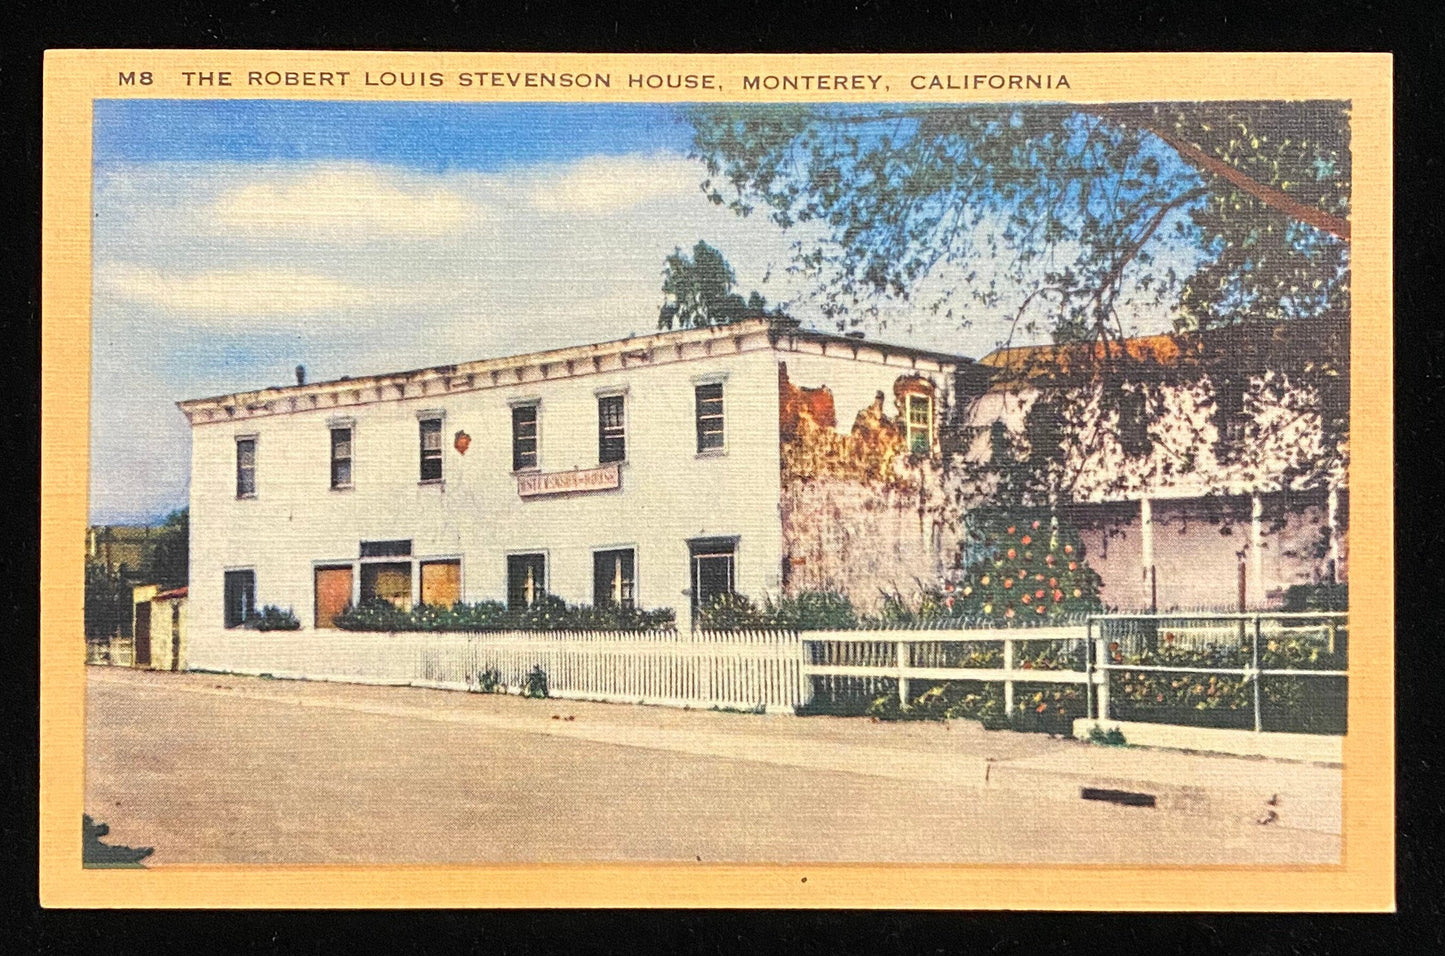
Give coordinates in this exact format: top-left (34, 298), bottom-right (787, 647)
top-left (332, 596), bottom-right (675, 632)
top-left (246, 605), bottom-right (301, 631)
top-left (522, 665), bottom-right (549, 699)
top-left (695, 592), bottom-right (769, 629)
top-left (1103, 633), bottom-right (1347, 734)
top-left (696, 590), bottom-right (859, 630)
top-left (1283, 582), bottom-right (1348, 611)
top-left (1087, 724), bottom-right (1129, 747)
top-left (474, 667), bottom-right (505, 694)
top-left (82, 814), bottom-right (153, 868)
top-left (763, 591), bottom-right (859, 630)
top-left (1011, 685), bottom-right (1087, 734)
top-left (853, 681), bottom-right (1009, 726)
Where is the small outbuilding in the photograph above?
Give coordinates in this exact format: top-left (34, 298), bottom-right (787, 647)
top-left (131, 585), bottom-right (188, 671)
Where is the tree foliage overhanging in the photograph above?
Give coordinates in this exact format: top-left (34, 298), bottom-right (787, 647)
top-left (685, 101), bottom-right (1351, 497)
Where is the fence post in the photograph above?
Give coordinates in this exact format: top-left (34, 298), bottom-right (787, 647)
top-left (1093, 634), bottom-right (1110, 722)
top-left (1084, 618), bottom-right (1094, 720)
top-left (896, 638), bottom-right (910, 706)
top-left (1252, 614), bottom-right (1263, 734)
top-left (1002, 635), bottom-right (1015, 719)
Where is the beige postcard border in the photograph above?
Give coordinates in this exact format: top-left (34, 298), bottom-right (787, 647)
top-left (40, 50), bottom-right (1394, 910)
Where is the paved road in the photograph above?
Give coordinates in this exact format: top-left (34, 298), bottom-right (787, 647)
top-left (85, 668), bottom-right (1340, 865)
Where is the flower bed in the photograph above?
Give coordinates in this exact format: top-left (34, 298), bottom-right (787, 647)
top-left (1102, 628), bottom-right (1347, 735)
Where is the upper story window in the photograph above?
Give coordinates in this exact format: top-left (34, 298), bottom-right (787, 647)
top-left (512, 403), bottom-right (539, 471)
top-left (906, 393), bottom-right (932, 455)
top-left (235, 436), bottom-right (257, 498)
top-left (419, 416), bottom-right (443, 482)
top-left (330, 425), bottom-right (353, 489)
top-left (695, 383), bottom-right (725, 453)
top-left (598, 394), bottom-right (626, 464)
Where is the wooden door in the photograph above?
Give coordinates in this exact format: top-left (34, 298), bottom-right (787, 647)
top-left (420, 560), bottom-right (461, 608)
top-left (133, 602), bottom-right (151, 667)
top-left (314, 565), bottom-right (354, 629)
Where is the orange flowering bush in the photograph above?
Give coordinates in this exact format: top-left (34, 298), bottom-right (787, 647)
top-left (947, 513), bottom-right (1102, 625)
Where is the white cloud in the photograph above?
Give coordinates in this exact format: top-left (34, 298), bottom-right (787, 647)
top-left (209, 163), bottom-right (494, 238)
top-left (523, 153), bottom-right (702, 215)
top-left (88, 151), bottom-right (821, 521)
top-left (96, 262), bottom-right (399, 318)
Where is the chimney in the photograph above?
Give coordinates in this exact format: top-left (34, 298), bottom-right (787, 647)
top-left (295, 365), bottom-right (307, 386)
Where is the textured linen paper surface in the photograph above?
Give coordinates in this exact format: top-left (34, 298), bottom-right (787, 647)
top-left (41, 51), bottom-right (1393, 909)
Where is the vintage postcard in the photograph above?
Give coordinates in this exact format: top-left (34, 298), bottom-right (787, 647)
top-left (41, 51), bottom-right (1393, 909)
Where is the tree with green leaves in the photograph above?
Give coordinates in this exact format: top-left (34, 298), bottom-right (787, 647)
top-left (657, 239), bottom-right (775, 330)
top-left (144, 508), bottom-right (189, 589)
top-left (686, 102), bottom-right (1350, 502)
top-left (85, 558), bottom-right (130, 641)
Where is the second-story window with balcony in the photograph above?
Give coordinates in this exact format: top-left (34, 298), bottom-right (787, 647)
top-left (512, 402), bottom-right (539, 471)
top-left (235, 436), bottom-right (257, 498)
top-left (330, 425), bottom-right (353, 489)
top-left (598, 394), bottom-right (626, 464)
top-left (695, 382), bottom-right (725, 453)
top-left (419, 416), bottom-right (443, 482)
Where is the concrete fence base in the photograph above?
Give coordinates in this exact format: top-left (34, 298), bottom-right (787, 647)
top-left (1071, 718), bottom-right (1344, 764)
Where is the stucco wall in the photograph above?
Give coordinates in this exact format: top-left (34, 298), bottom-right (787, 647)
top-left (187, 342), bottom-right (784, 665)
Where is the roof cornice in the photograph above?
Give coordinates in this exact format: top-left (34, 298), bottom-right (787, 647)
top-left (178, 320), bottom-right (778, 425)
top-left (177, 317), bottom-right (976, 426)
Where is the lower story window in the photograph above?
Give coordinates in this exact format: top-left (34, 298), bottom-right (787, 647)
top-left (361, 561), bottom-right (412, 611)
top-left (420, 559), bottom-right (462, 608)
top-left (593, 548), bottom-right (636, 609)
top-left (507, 553), bottom-right (547, 610)
top-left (223, 569), bottom-right (255, 628)
top-left (688, 537), bottom-right (736, 614)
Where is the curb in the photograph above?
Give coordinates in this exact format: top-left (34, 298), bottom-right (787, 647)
top-left (981, 755), bottom-right (1342, 835)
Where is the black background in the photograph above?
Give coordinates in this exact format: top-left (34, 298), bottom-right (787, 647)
top-left (2, 1), bottom-right (1440, 952)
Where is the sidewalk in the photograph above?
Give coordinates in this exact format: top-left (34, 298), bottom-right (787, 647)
top-left (92, 668), bottom-right (1341, 836)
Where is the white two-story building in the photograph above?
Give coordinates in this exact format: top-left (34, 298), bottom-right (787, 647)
top-left (179, 317), bottom-right (975, 661)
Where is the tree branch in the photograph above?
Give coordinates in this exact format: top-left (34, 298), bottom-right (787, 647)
top-left (1133, 123), bottom-right (1351, 242)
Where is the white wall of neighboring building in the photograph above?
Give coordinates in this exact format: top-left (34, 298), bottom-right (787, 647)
top-left (1068, 493), bottom-right (1338, 611)
top-left (186, 331), bottom-right (786, 663)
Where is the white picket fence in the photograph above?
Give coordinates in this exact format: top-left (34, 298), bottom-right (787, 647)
top-left (189, 628), bottom-right (808, 714)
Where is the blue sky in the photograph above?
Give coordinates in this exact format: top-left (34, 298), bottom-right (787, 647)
top-left (88, 99), bottom-right (1190, 525)
top-left (90, 100), bottom-right (821, 524)
top-left (94, 100), bottom-right (693, 170)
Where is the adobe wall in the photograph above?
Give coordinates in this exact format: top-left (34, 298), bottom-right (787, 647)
top-left (777, 360), bottom-right (959, 611)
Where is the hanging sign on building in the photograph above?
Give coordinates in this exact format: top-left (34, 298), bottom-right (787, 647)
top-left (516, 462), bottom-right (621, 498)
